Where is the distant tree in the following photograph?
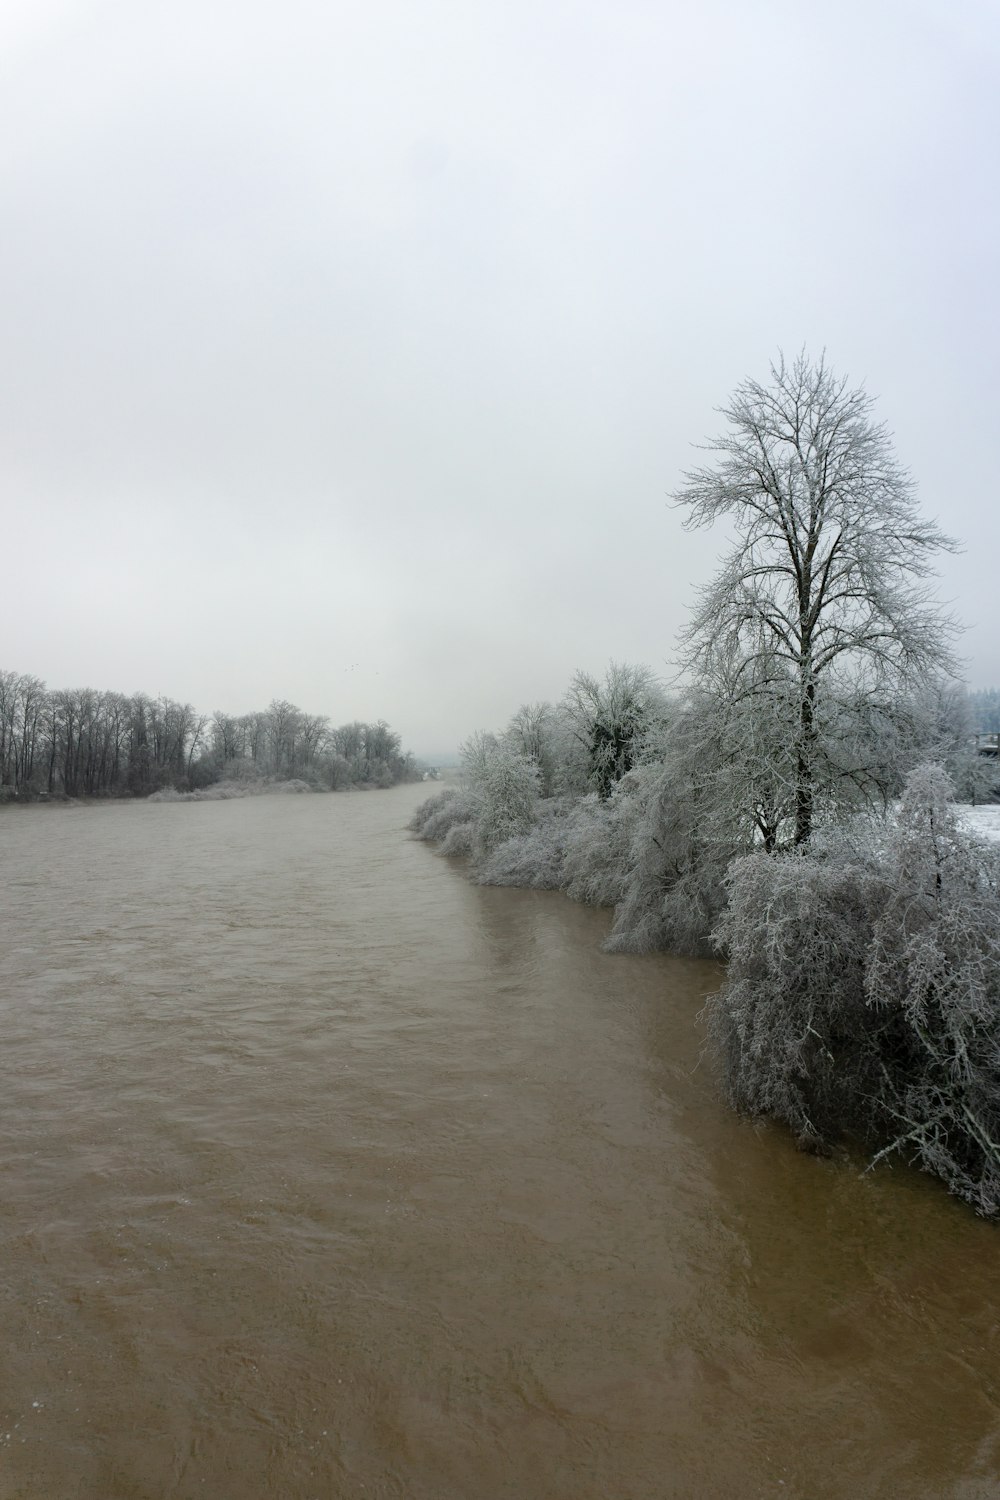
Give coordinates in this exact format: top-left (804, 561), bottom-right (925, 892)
top-left (209, 712), bottom-right (239, 770)
top-left (331, 721), bottom-right (366, 779)
top-left (327, 754), bottom-right (354, 791)
top-left (186, 713), bottom-right (209, 780)
top-left (362, 720), bottom-right (402, 785)
top-left (264, 699), bottom-right (300, 777)
top-left (0, 672), bottom-right (44, 793)
top-left (905, 679), bottom-right (997, 804)
top-left (0, 664), bottom-right (413, 799)
top-left (676, 352), bottom-right (960, 844)
top-left (0, 670), bottom-right (17, 788)
top-left (296, 713), bottom-right (329, 776)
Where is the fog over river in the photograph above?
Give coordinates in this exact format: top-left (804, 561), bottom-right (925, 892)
top-left (2, 783), bottom-right (999, 1499)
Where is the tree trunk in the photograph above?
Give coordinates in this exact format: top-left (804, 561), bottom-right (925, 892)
top-left (795, 674), bottom-right (816, 846)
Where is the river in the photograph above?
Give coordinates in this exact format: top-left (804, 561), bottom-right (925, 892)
top-left (1, 783), bottom-right (998, 1499)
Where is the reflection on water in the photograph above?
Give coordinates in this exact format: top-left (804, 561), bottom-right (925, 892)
top-left (1, 784), bottom-right (999, 1499)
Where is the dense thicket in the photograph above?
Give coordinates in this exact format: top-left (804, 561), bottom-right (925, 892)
top-left (412, 662), bottom-right (989, 950)
top-left (710, 766), bottom-right (1000, 1215)
top-left (0, 668), bottom-right (415, 799)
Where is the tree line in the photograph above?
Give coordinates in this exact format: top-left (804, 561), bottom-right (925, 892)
top-left (413, 351), bottom-right (1000, 1217)
top-left (0, 674), bottom-right (416, 799)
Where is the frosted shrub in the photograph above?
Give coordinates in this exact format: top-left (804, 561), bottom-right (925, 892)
top-left (709, 840), bottom-right (886, 1148)
top-left (478, 778), bottom-right (654, 906)
top-left (710, 764), bottom-right (1000, 1215)
top-left (603, 692), bottom-right (759, 956)
top-left (476, 800), bottom-right (572, 888)
top-left (477, 757), bottom-right (727, 921)
top-left (408, 788), bottom-right (478, 842)
top-left (559, 782), bottom-right (646, 907)
top-left (865, 764), bottom-right (1000, 1215)
top-left (410, 741), bottom-right (539, 865)
top-left (439, 820), bottom-right (475, 857)
top-left (605, 763), bottom-right (736, 956)
top-left (467, 739), bottom-right (540, 860)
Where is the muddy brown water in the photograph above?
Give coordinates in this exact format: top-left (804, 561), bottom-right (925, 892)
top-left (1, 783), bottom-right (999, 1499)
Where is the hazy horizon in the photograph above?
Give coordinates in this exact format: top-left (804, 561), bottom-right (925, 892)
top-left (2, 0), bottom-right (997, 755)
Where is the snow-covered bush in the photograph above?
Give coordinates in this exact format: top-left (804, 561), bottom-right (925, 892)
top-left (439, 819), bottom-right (475, 857)
top-left (475, 776), bottom-right (652, 907)
top-left (708, 834), bottom-right (886, 1148)
top-left (709, 764), bottom-right (1000, 1214)
top-left (865, 764), bottom-right (1000, 1215)
top-left (408, 787), bottom-right (478, 842)
top-left (558, 782), bottom-right (647, 907)
top-left (464, 735), bottom-right (539, 860)
top-left (603, 695), bottom-right (749, 955)
top-left (476, 800), bottom-right (570, 888)
top-left (605, 763), bottom-right (735, 956)
top-left (411, 741), bottom-right (539, 864)
top-left (475, 777), bottom-right (655, 908)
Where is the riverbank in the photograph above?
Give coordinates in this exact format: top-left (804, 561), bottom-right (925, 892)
top-left (0, 776), bottom-right (422, 808)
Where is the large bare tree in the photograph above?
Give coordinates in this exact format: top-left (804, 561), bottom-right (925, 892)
top-left (676, 352), bottom-right (960, 845)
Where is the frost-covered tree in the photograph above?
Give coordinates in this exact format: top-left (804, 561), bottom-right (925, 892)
top-left (677, 352), bottom-right (960, 844)
top-left (461, 734), bottom-right (540, 859)
top-left (902, 679), bottom-right (998, 805)
top-left (0, 671), bottom-right (45, 794)
top-left (504, 701), bottom-right (558, 796)
top-left (561, 662), bottom-right (667, 799)
top-left (605, 690), bottom-right (751, 954)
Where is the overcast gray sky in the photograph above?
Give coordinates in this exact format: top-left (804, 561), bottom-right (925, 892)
top-left (1, 0), bottom-right (997, 754)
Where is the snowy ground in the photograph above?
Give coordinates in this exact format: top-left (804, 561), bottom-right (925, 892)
top-left (958, 804), bottom-right (1000, 844)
